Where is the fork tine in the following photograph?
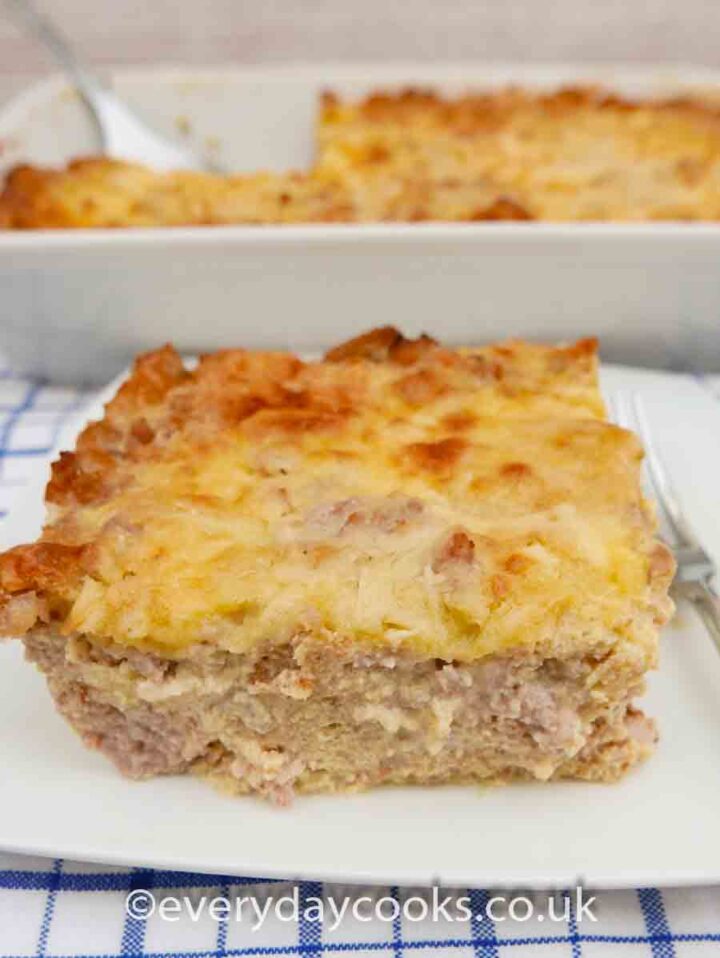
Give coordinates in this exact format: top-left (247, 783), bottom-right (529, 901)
top-left (610, 392), bottom-right (632, 431)
top-left (629, 393), bottom-right (698, 551)
top-left (608, 391), bottom-right (679, 550)
top-left (610, 393), bottom-right (720, 652)
top-left (604, 393), bottom-right (618, 424)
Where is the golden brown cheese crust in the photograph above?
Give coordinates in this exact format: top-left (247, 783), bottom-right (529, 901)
top-left (2, 85), bottom-right (720, 226)
top-left (0, 329), bottom-right (674, 664)
top-left (0, 157), bottom-right (523, 228)
top-left (0, 160), bottom-right (354, 229)
top-left (318, 86), bottom-right (720, 221)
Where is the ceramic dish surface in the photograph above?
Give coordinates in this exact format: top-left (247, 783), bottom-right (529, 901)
top-left (2, 64), bottom-right (720, 381)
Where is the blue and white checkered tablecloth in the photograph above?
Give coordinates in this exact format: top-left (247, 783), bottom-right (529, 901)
top-left (1, 366), bottom-right (720, 957)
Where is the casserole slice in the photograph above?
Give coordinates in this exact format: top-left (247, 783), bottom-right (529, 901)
top-left (0, 328), bottom-right (674, 802)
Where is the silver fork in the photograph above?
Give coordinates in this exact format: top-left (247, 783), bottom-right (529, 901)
top-left (2, 0), bottom-right (224, 173)
top-left (610, 391), bottom-right (720, 650)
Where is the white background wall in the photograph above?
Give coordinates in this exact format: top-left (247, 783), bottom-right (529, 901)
top-left (0, 0), bottom-right (719, 104)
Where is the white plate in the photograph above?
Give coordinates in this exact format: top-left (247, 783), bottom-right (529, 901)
top-left (1, 362), bottom-right (720, 889)
top-left (3, 63), bottom-right (720, 383)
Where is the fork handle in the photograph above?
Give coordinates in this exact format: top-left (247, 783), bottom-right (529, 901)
top-left (683, 579), bottom-right (720, 653)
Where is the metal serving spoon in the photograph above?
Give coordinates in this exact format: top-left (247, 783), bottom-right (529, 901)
top-left (3, 0), bottom-right (225, 172)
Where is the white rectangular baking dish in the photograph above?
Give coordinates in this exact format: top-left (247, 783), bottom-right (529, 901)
top-left (2, 62), bottom-right (720, 384)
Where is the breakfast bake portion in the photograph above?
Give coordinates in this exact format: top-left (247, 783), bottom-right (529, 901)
top-left (2, 85), bottom-right (720, 226)
top-left (0, 163), bottom-right (356, 228)
top-left (0, 156), bottom-right (520, 228)
top-left (0, 329), bottom-right (674, 802)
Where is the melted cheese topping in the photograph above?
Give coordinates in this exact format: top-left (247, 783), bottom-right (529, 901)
top-left (2, 86), bottom-right (720, 226)
top-left (0, 330), bottom-right (672, 662)
top-left (0, 163), bottom-right (352, 228)
top-left (318, 88), bottom-right (720, 221)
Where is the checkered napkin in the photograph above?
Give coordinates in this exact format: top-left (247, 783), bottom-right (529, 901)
top-left (1, 366), bottom-right (719, 958)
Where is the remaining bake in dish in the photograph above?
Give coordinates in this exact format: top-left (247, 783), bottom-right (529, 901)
top-left (1, 86), bottom-right (720, 226)
top-left (0, 329), bottom-right (674, 802)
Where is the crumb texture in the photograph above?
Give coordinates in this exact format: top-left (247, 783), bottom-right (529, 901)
top-left (24, 630), bottom-right (656, 803)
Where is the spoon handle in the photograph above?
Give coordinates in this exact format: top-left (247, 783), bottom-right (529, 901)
top-left (3, 0), bottom-right (108, 145)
